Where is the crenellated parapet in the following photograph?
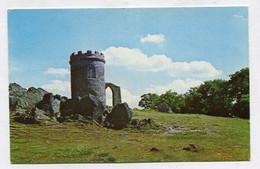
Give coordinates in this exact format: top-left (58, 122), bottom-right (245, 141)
top-left (69, 49), bottom-right (106, 104)
top-left (69, 48), bottom-right (122, 106)
top-left (70, 50), bottom-right (105, 64)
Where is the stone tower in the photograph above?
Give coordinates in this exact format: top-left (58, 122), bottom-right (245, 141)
top-left (69, 50), bottom-right (106, 104)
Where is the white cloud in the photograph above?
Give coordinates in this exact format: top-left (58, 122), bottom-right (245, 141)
top-left (106, 87), bottom-right (140, 108)
top-left (140, 34), bottom-right (165, 44)
top-left (121, 88), bottom-right (140, 108)
top-left (44, 68), bottom-right (70, 76)
top-left (102, 47), bottom-right (222, 78)
top-left (168, 61), bottom-right (222, 78)
top-left (233, 14), bottom-right (244, 18)
top-left (41, 80), bottom-right (71, 97)
top-left (146, 78), bottom-right (203, 95)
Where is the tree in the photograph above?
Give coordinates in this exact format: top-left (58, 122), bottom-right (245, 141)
top-left (183, 87), bottom-right (203, 114)
top-left (138, 67), bottom-right (249, 119)
top-left (138, 91), bottom-right (185, 113)
top-left (183, 80), bottom-right (232, 117)
top-left (228, 68), bottom-right (249, 118)
top-left (197, 79), bottom-right (232, 117)
top-left (138, 93), bottom-right (159, 109)
top-left (153, 90), bottom-right (185, 113)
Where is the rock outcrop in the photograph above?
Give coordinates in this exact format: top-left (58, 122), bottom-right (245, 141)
top-left (9, 83), bottom-right (63, 123)
top-left (60, 94), bottom-right (106, 123)
top-left (105, 103), bottom-right (132, 129)
top-left (60, 99), bottom-right (77, 118)
top-left (76, 94), bottom-right (105, 121)
top-left (9, 83), bottom-right (47, 113)
top-left (157, 102), bottom-right (173, 114)
top-left (130, 118), bottom-right (154, 128)
top-left (10, 83), bottom-right (134, 130)
top-left (36, 93), bottom-right (62, 118)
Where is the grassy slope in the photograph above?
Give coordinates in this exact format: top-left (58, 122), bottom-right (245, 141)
top-left (10, 109), bottom-right (250, 163)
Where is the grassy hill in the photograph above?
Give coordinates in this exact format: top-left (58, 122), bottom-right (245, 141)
top-left (10, 109), bottom-right (250, 163)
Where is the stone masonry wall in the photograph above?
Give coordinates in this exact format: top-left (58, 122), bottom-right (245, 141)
top-left (70, 51), bottom-right (106, 105)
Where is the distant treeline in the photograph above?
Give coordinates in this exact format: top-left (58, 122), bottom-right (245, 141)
top-left (138, 68), bottom-right (249, 119)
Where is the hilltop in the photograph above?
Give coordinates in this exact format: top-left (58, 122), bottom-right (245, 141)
top-left (10, 109), bottom-right (249, 163)
top-left (9, 83), bottom-right (250, 163)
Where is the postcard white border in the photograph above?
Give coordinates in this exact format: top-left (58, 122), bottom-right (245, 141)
top-left (1, 0), bottom-right (259, 169)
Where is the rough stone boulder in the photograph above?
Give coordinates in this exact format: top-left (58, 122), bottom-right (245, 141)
top-left (76, 94), bottom-right (105, 121)
top-left (53, 94), bottom-right (62, 101)
top-left (36, 93), bottom-right (61, 118)
top-left (9, 83), bottom-right (48, 113)
top-left (157, 102), bottom-right (173, 114)
top-left (14, 111), bottom-right (38, 124)
top-left (183, 144), bottom-right (199, 152)
top-left (60, 99), bottom-right (77, 118)
top-left (60, 99), bottom-right (79, 119)
top-left (105, 103), bottom-right (132, 129)
top-left (53, 94), bottom-right (68, 102)
top-left (9, 83), bottom-right (27, 97)
top-left (32, 107), bottom-right (51, 120)
top-left (14, 107), bottom-right (51, 124)
top-left (131, 118), bottom-right (154, 128)
top-left (9, 96), bottom-right (23, 112)
top-left (27, 87), bottom-right (47, 99)
top-left (59, 94), bottom-right (105, 122)
top-left (130, 119), bottom-right (140, 126)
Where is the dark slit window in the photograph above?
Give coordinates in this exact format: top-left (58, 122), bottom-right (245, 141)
top-left (87, 66), bottom-right (95, 78)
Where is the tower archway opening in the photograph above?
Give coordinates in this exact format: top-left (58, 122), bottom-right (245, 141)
top-left (105, 83), bottom-right (122, 106)
top-left (106, 87), bottom-right (113, 106)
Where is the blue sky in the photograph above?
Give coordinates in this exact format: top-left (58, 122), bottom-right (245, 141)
top-left (8, 7), bottom-right (248, 107)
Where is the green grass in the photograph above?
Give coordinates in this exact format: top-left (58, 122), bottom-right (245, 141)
top-left (10, 109), bottom-right (250, 163)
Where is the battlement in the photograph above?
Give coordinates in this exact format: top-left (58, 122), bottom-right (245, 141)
top-left (70, 50), bottom-right (105, 64)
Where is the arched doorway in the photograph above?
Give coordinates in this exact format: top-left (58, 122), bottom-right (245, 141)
top-left (106, 87), bottom-right (113, 106)
top-left (105, 83), bottom-right (122, 106)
